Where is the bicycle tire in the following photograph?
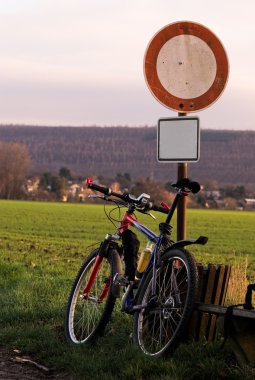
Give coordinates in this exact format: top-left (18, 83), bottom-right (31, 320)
top-left (133, 248), bottom-right (198, 357)
top-left (65, 248), bottom-right (118, 344)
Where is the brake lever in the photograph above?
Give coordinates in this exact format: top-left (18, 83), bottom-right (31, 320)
top-left (148, 212), bottom-right (156, 220)
top-left (88, 194), bottom-right (106, 200)
top-left (137, 208), bottom-right (156, 220)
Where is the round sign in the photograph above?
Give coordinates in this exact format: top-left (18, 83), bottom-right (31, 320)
top-left (144, 21), bottom-right (229, 112)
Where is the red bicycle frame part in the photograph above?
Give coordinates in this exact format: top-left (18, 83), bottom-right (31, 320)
top-left (82, 255), bottom-right (111, 301)
top-left (83, 255), bottom-right (103, 297)
top-left (98, 276), bottom-right (110, 301)
top-left (118, 211), bottom-right (137, 234)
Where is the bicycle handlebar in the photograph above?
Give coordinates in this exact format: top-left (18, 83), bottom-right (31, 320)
top-left (86, 177), bottom-right (200, 214)
top-left (86, 178), bottom-right (112, 196)
top-left (149, 204), bottom-right (169, 214)
top-left (86, 178), bottom-right (169, 213)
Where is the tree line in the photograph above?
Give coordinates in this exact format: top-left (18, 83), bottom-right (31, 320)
top-left (0, 139), bottom-right (254, 210)
top-left (0, 125), bottom-right (255, 186)
top-left (1, 125), bottom-right (255, 201)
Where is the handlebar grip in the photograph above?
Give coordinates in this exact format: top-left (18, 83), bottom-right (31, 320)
top-left (86, 178), bottom-right (111, 196)
top-left (151, 204), bottom-right (169, 214)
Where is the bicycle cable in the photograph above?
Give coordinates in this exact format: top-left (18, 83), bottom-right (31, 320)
top-left (103, 199), bottom-right (125, 229)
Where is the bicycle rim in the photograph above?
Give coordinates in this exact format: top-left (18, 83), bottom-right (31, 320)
top-left (136, 253), bottom-right (195, 356)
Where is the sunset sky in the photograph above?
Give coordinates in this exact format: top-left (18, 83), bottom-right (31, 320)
top-left (0, 0), bottom-right (254, 129)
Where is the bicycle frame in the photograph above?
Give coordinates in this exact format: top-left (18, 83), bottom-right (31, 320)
top-left (82, 189), bottom-right (186, 306)
top-left (82, 187), bottom-right (207, 311)
top-left (119, 211), bottom-right (158, 242)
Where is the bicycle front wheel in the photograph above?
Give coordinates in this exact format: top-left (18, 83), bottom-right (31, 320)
top-left (65, 248), bottom-right (117, 344)
top-left (133, 248), bottom-right (198, 357)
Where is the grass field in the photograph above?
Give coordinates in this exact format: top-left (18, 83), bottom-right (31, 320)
top-left (0, 200), bottom-right (255, 379)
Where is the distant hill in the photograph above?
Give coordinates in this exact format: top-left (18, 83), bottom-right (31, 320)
top-left (0, 125), bottom-right (254, 186)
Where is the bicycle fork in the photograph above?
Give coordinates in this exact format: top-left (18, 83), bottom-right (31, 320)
top-left (82, 234), bottom-right (121, 301)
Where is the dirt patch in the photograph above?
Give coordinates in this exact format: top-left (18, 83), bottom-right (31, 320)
top-left (0, 348), bottom-right (72, 380)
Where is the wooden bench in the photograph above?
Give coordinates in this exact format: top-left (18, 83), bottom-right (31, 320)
top-left (189, 264), bottom-right (232, 341)
top-left (188, 264), bottom-right (255, 366)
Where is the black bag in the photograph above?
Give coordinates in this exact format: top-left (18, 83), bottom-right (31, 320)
top-left (121, 229), bottom-right (140, 281)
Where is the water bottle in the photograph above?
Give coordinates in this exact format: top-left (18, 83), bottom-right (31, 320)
top-left (135, 241), bottom-right (153, 280)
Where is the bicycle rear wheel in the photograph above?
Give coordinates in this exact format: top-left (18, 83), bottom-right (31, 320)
top-left (133, 248), bottom-right (198, 357)
top-left (65, 248), bottom-right (118, 344)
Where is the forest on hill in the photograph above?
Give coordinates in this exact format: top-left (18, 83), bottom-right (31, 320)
top-left (0, 125), bottom-right (254, 186)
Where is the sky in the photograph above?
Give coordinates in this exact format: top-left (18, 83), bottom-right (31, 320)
top-left (0, 0), bottom-right (255, 130)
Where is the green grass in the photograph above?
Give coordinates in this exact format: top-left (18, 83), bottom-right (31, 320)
top-left (186, 209), bottom-right (255, 278)
top-left (0, 200), bottom-right (255, 379)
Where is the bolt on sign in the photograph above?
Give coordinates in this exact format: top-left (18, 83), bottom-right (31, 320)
top-left (144, 21), bottom-right (229, 112)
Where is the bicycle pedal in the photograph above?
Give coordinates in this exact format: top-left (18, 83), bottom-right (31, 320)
top-left (113, 273), bottom-right (129, 287)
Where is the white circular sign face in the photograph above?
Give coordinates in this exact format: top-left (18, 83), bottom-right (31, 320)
top-left (157, 35), bottom-right (217, 99)
top-left (144, 21), bottom-right (229, 112)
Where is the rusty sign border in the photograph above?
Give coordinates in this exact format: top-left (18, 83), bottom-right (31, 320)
top-left (144, 21), bottom-right (229, 112)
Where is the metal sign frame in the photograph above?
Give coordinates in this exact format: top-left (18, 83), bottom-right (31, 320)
top-left (157, 117), bottom-right (200, 162)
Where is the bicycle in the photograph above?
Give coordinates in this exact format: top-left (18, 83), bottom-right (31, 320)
top-left (65, 177), bottom-right (208, 357)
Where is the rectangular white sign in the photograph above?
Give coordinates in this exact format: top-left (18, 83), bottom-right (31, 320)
top-left (157, 117), bottom-right (200, 162)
